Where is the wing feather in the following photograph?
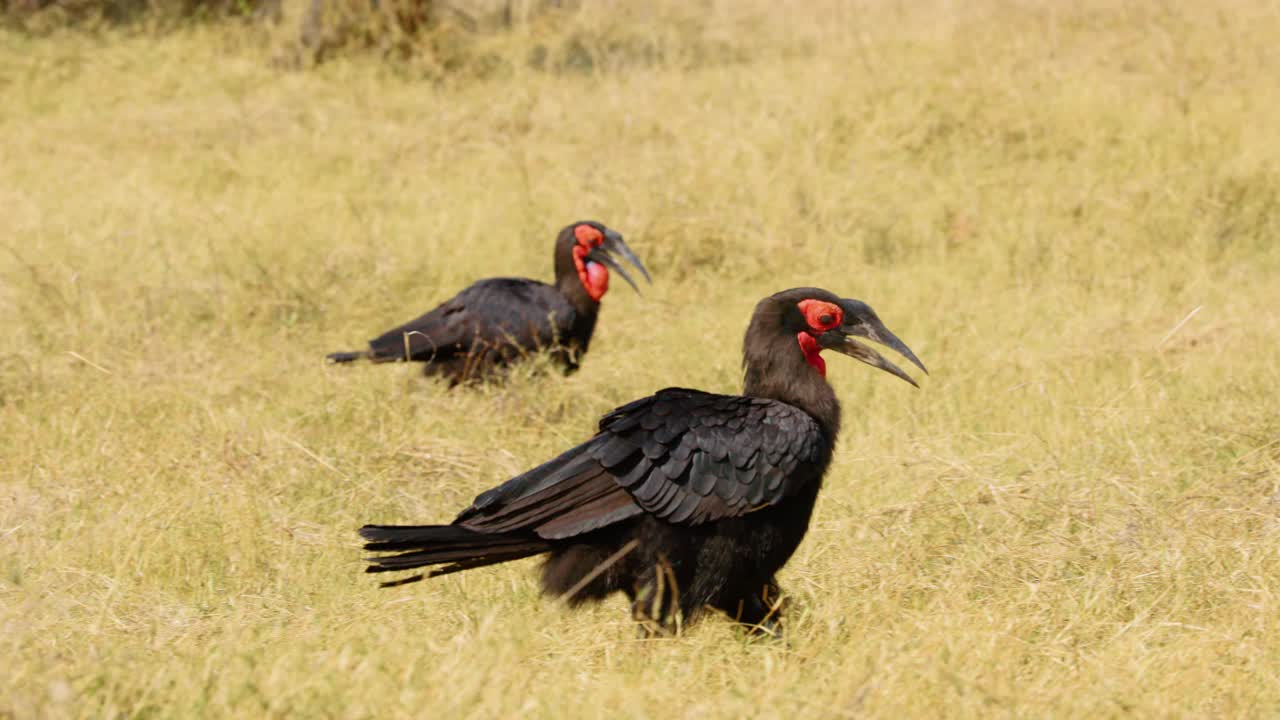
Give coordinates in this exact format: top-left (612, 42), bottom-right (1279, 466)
top-left (366, 278), bottom-right (575, 362)
top-left (445, 388), bottom-right (831, 542)
top-left (596, 388), bottom-right (831, 524)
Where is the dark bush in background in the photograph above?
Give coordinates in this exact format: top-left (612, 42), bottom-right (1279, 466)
top-left (5, 0), bottom-right (265, 29)
top-left (2, 0), bottom-right (752, 76)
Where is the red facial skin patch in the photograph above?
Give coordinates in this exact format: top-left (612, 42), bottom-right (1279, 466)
top-left (795, 299), bottom-right (844, 375)
top-left (797, 299), bottom-right (843, 333)
top-left (572, 225), bottom-right (609, 301)
top-left (574, 225), bottom-right (604, 247)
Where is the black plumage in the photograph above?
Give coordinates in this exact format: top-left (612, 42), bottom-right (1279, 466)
top-left (359, 287), bottom-right (927, 635)
top-left (326, 221), bottom-right (649, 385)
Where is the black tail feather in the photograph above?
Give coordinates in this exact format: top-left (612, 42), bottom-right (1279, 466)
top-left (377, 573), bottom-right (426, 588)
top-left (359, 524), bottom-right (551, 584)
top-left (327, 350), bottom-right (370, 364)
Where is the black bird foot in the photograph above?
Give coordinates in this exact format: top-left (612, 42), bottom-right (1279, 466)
top-left (634, 616), bottom-right (676, 639)
top-left (722, 582), bottom-right (786, 639)
top-left (631, 596), bottom-right (680, 638)
top-left (631, 573), bottom-right (680, 637)
top-left (740, 614), bottom-right (784, 640)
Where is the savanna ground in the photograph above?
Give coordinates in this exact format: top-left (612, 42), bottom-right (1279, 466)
top-left (3, 1), bottom-right (1280, 716)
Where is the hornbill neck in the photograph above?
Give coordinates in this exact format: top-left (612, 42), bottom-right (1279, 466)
top-left (742, 312), bottom-right (842, 441)
top-left (554, 266), bottom-right (601, 317)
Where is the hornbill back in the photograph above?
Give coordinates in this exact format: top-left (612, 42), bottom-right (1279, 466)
top-left (442, 389), bottom-right (831, 537)
top-left (362, 278), bottom-right (586, 371)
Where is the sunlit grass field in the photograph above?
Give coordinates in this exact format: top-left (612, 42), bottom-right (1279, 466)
top-left (3, 1), bottom-right (1280, 716)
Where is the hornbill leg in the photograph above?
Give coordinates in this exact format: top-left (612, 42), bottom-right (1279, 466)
top-left (631, 557), bottom-right (680, 637)
top-left (718, 578), bottom-right (786, 638)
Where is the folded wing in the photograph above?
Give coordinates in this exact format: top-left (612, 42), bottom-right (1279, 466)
top-left (453, 388), bottom-right (830, 538)
top-left (366, 278), bottom-right (576, 363)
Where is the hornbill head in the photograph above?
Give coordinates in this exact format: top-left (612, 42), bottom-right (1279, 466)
top-left (557, 221), bottom-right (651, 302)
top-left (778, 288), bottom-right (928, 386)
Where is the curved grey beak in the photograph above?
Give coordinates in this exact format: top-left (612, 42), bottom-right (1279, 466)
top-left (819, 299), bottom-right (927, 387)
top-left (585, 229), bottom-right (651, 294)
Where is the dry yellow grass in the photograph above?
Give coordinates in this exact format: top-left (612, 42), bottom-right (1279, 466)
top-left (4, 1), bottom-right (1280, 716)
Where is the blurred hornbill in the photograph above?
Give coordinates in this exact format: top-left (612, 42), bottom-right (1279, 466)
top-left (327, 221), bottom-right (649, 385)
top-left (359, 287), bottom-right (926, 636)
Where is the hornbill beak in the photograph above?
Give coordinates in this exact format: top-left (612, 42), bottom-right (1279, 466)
top-left (586, 229), bottom-right (651, 294)
top-left (819, 299), bottom-right (928, 388)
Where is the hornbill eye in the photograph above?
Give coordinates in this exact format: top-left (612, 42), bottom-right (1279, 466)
top-left (797, 299), bottom-right (844, 332)
top-left (574, 224), bottom-right (605, 247)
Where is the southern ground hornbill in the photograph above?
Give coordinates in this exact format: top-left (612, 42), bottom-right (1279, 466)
top-left (327, 221), bottom-right (649, 385)
top-left (359, 287), bottom-right (926, 635)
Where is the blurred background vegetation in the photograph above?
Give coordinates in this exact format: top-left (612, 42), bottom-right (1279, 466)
top-left (3, 0), bottom-right (771, 73)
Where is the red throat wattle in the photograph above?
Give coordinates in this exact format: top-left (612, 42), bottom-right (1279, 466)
top-left (796, 332), bottom-right (825, 376)
top-left (573, 245), bottom-right (609, 301)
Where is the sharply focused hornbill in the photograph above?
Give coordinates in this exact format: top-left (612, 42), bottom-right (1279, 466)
top-left (359, 287), bottom-right (926, 635)
top-left (326, 221), bottom-right (649, 385)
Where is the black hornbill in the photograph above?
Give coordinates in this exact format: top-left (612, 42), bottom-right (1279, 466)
top-left (359, 287), bottom-right (926, 635)
top-left (327, 221), bottom-right (649, 385)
